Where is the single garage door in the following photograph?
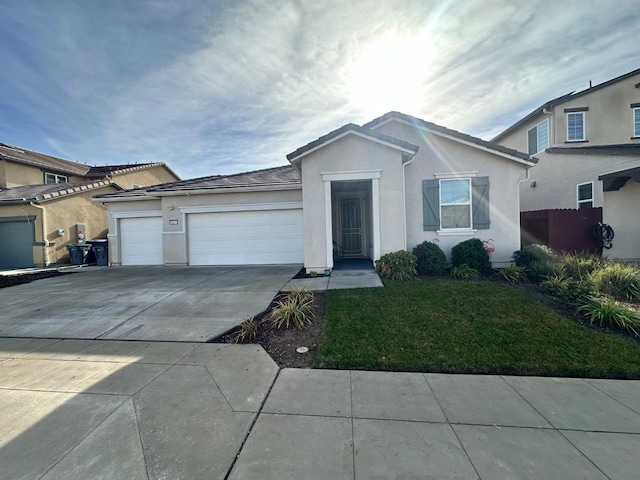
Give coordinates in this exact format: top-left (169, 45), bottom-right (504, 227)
top-left (188, 209), bottom-right (303, 265)
top-left (120, 217), bottom-right (163, 265)
top-left (0, 219), bottom-right (35, 269)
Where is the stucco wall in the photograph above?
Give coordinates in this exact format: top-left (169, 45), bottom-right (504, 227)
top-left (112, 166), bottom-right (180, 190)
top-left (375, 121), bottom-right (528, 266)
top-left (1, 161), bottom-right (87, 187)
top-left (0, 185), bottom-right (117, 266)
top-left (602, 180), bottom-right (640, 261)
top-left (299, 134), bottom-right (406, 271)
top-left (497, 72), bottom-right (640, 153)
top-left (520, 152), bottom-right (640, 211)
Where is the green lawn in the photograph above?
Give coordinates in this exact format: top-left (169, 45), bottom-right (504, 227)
top-left (317, 280), bottom-right (640, 378)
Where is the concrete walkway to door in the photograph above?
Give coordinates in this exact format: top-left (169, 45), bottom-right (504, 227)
top-left (0, 265), bottom-right (300, 342)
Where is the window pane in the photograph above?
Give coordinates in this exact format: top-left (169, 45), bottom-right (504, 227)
top-left (537, 119), bottom-right (549, 151)
top-left (578, 183), bottom-right (592, 201)
top-left (441, 179), bottom-right (470, 204)
top-left (568, 113), bottom-right (584, 141)
top-left (441, 205), bottom-right (471, 229)
top-left (578, 201), bottom-right (593, 209)
top-left (635, 108), bottom-right (640, 137)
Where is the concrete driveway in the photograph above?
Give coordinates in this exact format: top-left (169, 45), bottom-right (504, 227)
top-left (0, 265), bottom-right (300, 341)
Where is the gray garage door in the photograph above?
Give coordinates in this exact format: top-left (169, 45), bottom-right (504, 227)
top-left (0, 217), bottom-right (35, 269)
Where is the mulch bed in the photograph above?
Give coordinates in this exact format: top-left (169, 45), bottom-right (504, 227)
top-left (213, 291), bottom-right (326, 368)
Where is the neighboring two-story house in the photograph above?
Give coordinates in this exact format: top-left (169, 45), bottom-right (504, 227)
top-left (0, 143), bottom-right (180, 269)
top-left (492, 68), bottom-right (640, 261)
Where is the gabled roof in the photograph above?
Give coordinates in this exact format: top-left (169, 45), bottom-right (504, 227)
top-left (546, 144), bottom-right (640, 156)
top-left (95, 165), bottom-right (300, 199)
top-left (0, 142), bottom-right (178, 179)
top-left (492, 67), bottom-right (640, 142)
top-left (365, 111), bottom-right (536, 165)
top-left (0, 180), bottom-right (118, 204)
top-left (286, 123), bottom-right (420, 162)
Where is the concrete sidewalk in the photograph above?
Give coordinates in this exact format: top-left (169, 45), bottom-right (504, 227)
top-left (2, 338), bottom-right (640, 479)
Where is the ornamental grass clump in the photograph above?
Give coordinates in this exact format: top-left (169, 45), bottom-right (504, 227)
top-left (451, 264), bottom-right (481, 280)
top-left (578, 295), bottom-right (640, 337)
top-left (498, 264), bottom-right (528, 283)
top-left (269, 287), bottom-right (315, 329)
top-left (588, 262), bottom-right (640, 302)
top-left (230, 317), bottom-right (259, 344)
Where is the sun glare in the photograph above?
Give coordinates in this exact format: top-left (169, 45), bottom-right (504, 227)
top-left (348, 31), bottom-right (432, 113)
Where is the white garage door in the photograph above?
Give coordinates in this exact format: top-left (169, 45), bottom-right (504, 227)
top-left (120, 217), bottom-right (163, 265)
top-left (188, 209), bottom-right (303, 265)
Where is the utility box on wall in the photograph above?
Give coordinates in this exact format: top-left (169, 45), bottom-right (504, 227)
top-left (76, 224), bottom-right (86, 244)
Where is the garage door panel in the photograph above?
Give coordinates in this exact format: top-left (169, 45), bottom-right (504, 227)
top-left (120, 217), bottom-right (163, 265)
top-left (188, 210), bottom-right (303, 265)
top-left (0, 221), bottom-right (35, 269)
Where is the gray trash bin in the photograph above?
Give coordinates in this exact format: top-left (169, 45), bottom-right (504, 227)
top-left (67, 244), bottom-right (91, 265)
top-left (92, 243), bottom-right (109, 266)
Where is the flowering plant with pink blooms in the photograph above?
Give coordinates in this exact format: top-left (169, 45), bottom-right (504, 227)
top-left (483, 239), bottom-right (495, 255)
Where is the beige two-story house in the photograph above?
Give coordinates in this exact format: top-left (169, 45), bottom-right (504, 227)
top-left (493, 68), bottom-right (640, 260)
top-left (0, 143), bottom-right (180, 269)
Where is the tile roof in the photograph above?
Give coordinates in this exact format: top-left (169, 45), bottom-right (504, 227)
top-left (95, 165), bottom-right (300, 198)
top-left (0, 180), bottom-right (118, 204)
top-left (364, 111), bottom-right (536, 164)
top-left (492, 67), bottom-right (640, 142)
top-left (546, 144), bottom-right (640, 156)
top-left (286, 123), bottom-right (420, 162)
top-left (0, 142), bottom-right (176, 179)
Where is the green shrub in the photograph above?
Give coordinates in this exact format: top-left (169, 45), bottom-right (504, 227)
top-left (541, 273), bottom-right (593, 304)
top-left (451, 264), bottom-right (481, 280)
top-left (269, 290), bottom-right (315, 329)
top-left (375, 250), bottom-right (417, 281)
top-left (578, 295), bottom-right (640, 337)
top-left (450, 238), bottom-right (491, 274)
top-left (498, 264), bottom-right (528, 283)
top-left (588, 263), bottom-right (640, 301)
top-left (513, 244), bottom-right (555, 269)
top-left (412, 241), bottom-right (447, 276)
top-left (560, 253), bottom-right (604, 280)
top-left (526, 260), bottom-right (563, 283)
top-left (230, 317), bottom-right (259, 343)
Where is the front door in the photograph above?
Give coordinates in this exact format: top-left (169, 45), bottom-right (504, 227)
top-left (339, 196), bottom-right (365, 257)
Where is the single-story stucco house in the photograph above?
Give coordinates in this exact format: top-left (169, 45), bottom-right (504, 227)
top-left (95, 112), bottom-right (537, 270)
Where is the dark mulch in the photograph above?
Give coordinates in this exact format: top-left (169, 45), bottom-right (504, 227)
top-left (213, 291), bottom-right (326, 368)
top-left (0, 270), bottom-right (70, 289)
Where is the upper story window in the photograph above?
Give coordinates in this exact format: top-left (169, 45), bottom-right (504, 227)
top-left (44, 172), bottom-right (68, 184)
top-left (577, 182), bottom-right (593, 209)
top-left (527, 118), bottom-right (549, 155)
top-left (567, 112), bottom-right (586, 141)
top-left (634, 107), bottom-right (640, 138)
top-left (440, 178), bottom-right (471, 229)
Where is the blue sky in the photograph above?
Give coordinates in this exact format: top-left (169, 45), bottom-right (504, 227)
top-left (1, 0), bottom-right (639, 180)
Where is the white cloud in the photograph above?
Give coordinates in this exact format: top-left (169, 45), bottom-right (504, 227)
top-left (1, 0), bottom-right (639, 178)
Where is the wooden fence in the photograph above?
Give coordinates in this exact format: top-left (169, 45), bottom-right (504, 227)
top-left (520, 208), bottom-right (603, 254)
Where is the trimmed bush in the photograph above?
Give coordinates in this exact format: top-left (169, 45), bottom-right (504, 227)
top-left (513, 244), bottom-right (555, 269)
top-left (412, 241), bottom-right (447, 276)
top-left (451, 238), bottom-right (491, 275)
top-left (375, 250), bottom-right (417, 281)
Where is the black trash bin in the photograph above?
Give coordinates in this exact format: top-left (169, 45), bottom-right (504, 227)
top-left (67, 244), bottom-right (91, 265)
top-left (89, 240), bottom-right (109, 266)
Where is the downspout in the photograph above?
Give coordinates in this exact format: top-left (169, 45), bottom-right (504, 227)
top-left (30, 201), bottom-right (50, 266)
top-left (402, 153), bottom-right (416, 250)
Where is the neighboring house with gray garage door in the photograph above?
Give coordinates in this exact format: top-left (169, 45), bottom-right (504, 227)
top-left (0, 142), bottom-right (180, 269)
top-left (96, 112), bottom-right (536, 270)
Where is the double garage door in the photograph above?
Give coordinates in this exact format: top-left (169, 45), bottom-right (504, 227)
top-left (120, 209), bottom-right (303, 265)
